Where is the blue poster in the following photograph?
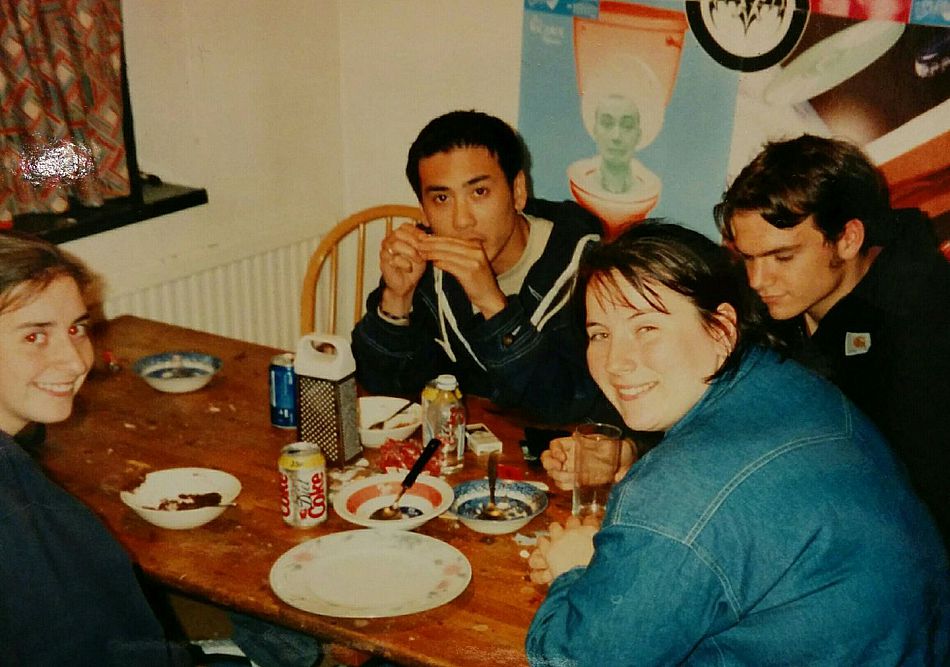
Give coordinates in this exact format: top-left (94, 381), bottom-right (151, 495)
top-left (519, 0), bottom-right (740, 240)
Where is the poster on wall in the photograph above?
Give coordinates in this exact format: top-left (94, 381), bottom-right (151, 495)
top-left (726, 2), bottom-right (950, 237)
top-left (519, 0), bottom-right (950, 241)
top-left (519, 0), bottom-right (740, 239)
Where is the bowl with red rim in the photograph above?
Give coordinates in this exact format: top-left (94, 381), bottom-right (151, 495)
top-left (332, 472), bottom-right (454, 531)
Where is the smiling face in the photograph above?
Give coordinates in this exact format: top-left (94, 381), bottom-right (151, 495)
top-left (729, 211), bottom-right (852, 330)
top-left (585, 274), bottom-right (733, 433)
top-left (0, 275), bottom-right (93, 435)
top-left (417, 146), bottom-right (528, 273)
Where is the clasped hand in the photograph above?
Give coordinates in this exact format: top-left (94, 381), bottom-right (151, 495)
top-left (379, 222), bottom-right (506, 318)
top-left (528, 515), bottom-right (600, 585)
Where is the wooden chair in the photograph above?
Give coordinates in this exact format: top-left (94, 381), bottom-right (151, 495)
top-left (300, 204), bottom-right (423, 336)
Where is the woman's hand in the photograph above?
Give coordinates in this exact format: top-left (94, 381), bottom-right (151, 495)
top-left (528, 515), bottom-right (600, 585)
top-left (541, 436), bottom-right (639, 491)
top-left (540, 436), bottom-right (575, 491)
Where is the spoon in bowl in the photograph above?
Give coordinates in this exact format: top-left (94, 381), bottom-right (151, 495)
top-left (370, 438), bottom-right (441, 520)
top-left (478, 452), bottom-right (505, 520)
top-left (368, 399), bottom-right (414, 430)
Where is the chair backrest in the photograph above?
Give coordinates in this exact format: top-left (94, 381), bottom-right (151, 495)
top-left (300, 204), bottom-right (423, 336)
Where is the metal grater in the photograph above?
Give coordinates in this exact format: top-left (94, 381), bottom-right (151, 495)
top-left (293, 334), bottom-right (361, 466)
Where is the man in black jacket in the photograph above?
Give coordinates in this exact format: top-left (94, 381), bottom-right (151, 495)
top-left (352, 110), bottom-right (607, 425)
top-left (715, 134), bottom-right (950, 549)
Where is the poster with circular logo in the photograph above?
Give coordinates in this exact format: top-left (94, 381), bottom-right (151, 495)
top-left (686, 0), bottom-right (810, 71)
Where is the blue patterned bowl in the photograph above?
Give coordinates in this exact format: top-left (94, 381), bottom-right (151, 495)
top-left (451, 478), bottom-right (548, 535)
top-left (133, 351), bottom-right (222, 393)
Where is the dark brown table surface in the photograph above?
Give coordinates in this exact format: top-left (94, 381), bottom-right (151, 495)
top-left (40, 316), bottom-right (571, 667)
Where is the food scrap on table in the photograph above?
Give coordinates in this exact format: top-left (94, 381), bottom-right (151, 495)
top-left (378, 437), bottom-right (441, 476)
top-left (327, 461), bottom-right (375, 494)
top-left (513, 532), bottom-right (538, 546)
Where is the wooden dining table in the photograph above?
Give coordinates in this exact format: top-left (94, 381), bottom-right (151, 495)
top-left (39, 316), bottom-right (573, 667)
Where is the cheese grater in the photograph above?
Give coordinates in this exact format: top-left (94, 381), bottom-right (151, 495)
top-left (293, 334), bottom-right (360, 467)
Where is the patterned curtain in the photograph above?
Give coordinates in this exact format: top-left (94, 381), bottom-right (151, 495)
top-left (0, 0), bottom-right (129, 226)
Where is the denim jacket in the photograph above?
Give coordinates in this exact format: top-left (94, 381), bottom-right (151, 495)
top-left (527, 348), bottom-right (949, 666)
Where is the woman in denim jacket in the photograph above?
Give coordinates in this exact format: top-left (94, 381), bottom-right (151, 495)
top-left (527, 221), bottom-right (949, 666)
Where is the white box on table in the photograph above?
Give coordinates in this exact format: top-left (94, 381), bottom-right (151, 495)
top-left (466, 423), bottom-right (502, 455)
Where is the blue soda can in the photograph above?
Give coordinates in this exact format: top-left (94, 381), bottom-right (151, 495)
top-left (269, 352), bottom-right (297, 429)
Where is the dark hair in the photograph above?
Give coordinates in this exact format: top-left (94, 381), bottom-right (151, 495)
top-left (714, 135), bottom-right (891, 250)
top-left (578, 220), bottom-right (774, 381)
top-left (0, 231), bottom-right (97, 314)
top-left (405, 110), bottom-right (525, 198)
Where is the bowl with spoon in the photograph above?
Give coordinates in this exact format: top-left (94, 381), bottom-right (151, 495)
top-left (451, 456), bottom-right (549, 535)
top-left (358, 396), bottom-right (422, 447)
top-left (121, 467), bottom-right (241, 530)
top-left (333, 439), bottom-right (452, 530)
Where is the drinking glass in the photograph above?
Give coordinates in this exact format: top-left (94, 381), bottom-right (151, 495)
top-left (572, 423), bottom-right (623, 518)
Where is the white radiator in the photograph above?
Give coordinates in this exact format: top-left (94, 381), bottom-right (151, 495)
top-left (103, 236), bottom-right (322, 352)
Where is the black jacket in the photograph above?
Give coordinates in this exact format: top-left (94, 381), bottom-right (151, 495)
top-left (352, 198), bottom-right (610, 425)
top-left (0, 432), bottom-right (192, 666)
top-left (793, 209), bottom-right (950, 548)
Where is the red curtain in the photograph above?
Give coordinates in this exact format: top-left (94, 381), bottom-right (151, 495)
top-left (0, 0), bottom-right (129, 225)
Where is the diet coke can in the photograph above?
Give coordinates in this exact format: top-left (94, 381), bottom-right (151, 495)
top-left (278, 442), bottom-right (328, 527)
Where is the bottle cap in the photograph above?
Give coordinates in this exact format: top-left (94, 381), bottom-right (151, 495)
top-left (435, 374), bottom-right (458, 390)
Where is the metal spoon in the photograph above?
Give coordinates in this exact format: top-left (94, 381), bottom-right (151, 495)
top-left (368, 399), bottom-right (413, 430)
top-left (479, 452), bottom-right (505, 520)
top-left (370, 438), bottom-right (441, 520)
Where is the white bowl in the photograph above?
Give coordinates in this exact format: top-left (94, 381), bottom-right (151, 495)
top-left (358, 396), bottom-right (421, 447)
top-left (120, 467), bottom-right (241, 530)
top-left (333, 472), bottom-right (453, 531)
top-left (133, 352), bottom-right (222, 393)
top-left (451, 479), bottom-right (549, 535)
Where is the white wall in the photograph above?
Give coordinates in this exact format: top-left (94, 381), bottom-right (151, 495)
top-left (63, 0), bottom-right (524, 318)
top-left (338, 1), bottom-right (523, 209)
top-left (64, 0), bottom-right (345, 299)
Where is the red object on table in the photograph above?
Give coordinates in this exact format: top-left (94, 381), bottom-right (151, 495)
top-left (378, 437), bottom-right (442, 476)
top-left (497, 463), bottom-right (525, 480)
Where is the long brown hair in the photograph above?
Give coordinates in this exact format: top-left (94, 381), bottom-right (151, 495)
top-left (0, 231), bottom-right (98, 315)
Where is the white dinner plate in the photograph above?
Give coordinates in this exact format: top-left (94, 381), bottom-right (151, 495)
top-left (269, 529), bottom-right (471, 617)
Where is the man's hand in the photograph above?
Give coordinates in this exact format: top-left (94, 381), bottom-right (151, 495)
top-left (528, 515), bottom-right (600, 585)
top-left (379, 223), bottom-right (429, 315)
top-left (541, 435), bottom-right (638, 491)
top-left (420, 236), bottom-right (507, 318)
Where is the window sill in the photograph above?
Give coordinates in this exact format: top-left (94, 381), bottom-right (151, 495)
top-left (13, 181), bottom-right (209, 244)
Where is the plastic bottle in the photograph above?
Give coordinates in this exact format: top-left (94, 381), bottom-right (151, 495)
top-left (421, 374), bottom-right (466, 474)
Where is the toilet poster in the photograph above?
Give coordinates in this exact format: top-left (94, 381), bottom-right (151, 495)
top-left (519, 0), bottom-right (738, 239)
top-left (519, 0), bottom-right (950, 241)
